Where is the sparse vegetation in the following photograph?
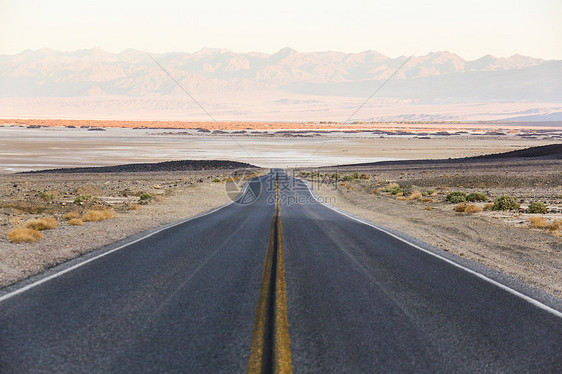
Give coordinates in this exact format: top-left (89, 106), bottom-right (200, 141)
top-left (139, 192), bottom-right (153, 203)
top-left (342, 175), bottom-right (354, 181)
top-left (359, 173), bottom-right (369, 180)
top-left (446, 191), bottom-right (467, 203)
top-left (63, 211), bottom-right (81, 221)
top-left (529, 217), bottom-right (562, 233)
top-left (39, 191), bottom-right (57, 201)
top-left (23, 217), bottom-right (58, 230)
top-left (492, 195), bottom-right (520, 211)
top-left (409, 190), bottom-right (422, 200)
top-left (382, 183), bottom-right (403, 195)
top-left (467, 192), bottom-right (488, 202)
top-left (527, 202), bottom-right (547, 214)
top-left (422, 189), bottom-right (436, 197)
top-left (82, 209), bottom-right (115, 222)
top-left (529, 216), bottom-right (548, 228)
top-left (74, 194), bottom-right (94, 204)
top-left (212, 178), bottom-right (222, 183)
top-left (68, 218), bottom-right (84, 226)
top-left (454, 203), bottom-right (483, 213)
top-left (7, 228), bottom-right (43, 243)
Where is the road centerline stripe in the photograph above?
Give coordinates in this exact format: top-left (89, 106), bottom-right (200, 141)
top-left (248, 180), bottom-right (293, 374)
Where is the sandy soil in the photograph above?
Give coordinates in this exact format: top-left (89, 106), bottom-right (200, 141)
top-left (298, 159), bottom-right (562, 298)
top-left (0, 169), bottom-right (263, 288)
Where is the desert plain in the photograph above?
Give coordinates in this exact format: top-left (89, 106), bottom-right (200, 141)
top-left (0, 120), bottom-right (560, 300)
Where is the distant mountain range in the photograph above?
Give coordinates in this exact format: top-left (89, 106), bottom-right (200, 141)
top-left (0, 48), bottom-right (561, 121)
top-left (1, 47), bottom-right (560, 102)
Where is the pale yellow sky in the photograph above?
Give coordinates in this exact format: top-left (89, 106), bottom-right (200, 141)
top-left (1, 0), bottom-right (561, 59)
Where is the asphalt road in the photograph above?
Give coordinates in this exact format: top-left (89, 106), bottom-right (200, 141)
top-left (1, 169), bottom-right (561, 373)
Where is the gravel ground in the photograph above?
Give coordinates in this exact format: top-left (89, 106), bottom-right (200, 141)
top-left (0, 169), bottom-right (264, 287)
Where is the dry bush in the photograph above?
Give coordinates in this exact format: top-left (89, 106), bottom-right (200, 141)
top-left (454, 203), bottom-right (467, 212)
top-left (464, 204), bottom-right (483, 213)
top-left (396, 192), bottom-right (403, 197)
top-left (409, 191), bottom-right (422, 200)
top-left (547, 220), bottom-right (561, 232)
top-left (68, 218), bottom-right (84, 226)
top-left (63, 211), bottom-right (81, 221)
top-left (7, 228), bottom-right (43, 243)
top-left (484, 203), bottom-right (494, 211)
top-left (529, 217), bottom-right (548, 228)
top-left (24, 217), bottom-right (58, 230)
top-left (422, 198), bottom-right (434, 203)
top-left (425, 205), bottom-right (433, 211)
top-left (371, 189), bottom-right (379, 194)
top-left (82, 209), bottom-right (115, 222)
top-left (454, 204), bottom-right (483, 213)
top-left (128, 203), bottom-right (140, 210)
top-left (396, 196), bottom-right (408, 200)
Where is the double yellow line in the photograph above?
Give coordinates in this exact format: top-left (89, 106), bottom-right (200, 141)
top-left (248, 182), bottom-right (293, 374)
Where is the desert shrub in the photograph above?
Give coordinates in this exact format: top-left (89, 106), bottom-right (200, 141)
top-left (68, 218), bottom-right (84, 226)
top-left (359, 173), bottom-right (369, 180)
top-left (342, 175), bottom-right (354, 181)
top-left (529, 217), bottom-right (548, 228)
top-left (484, 203), bottom-right (494, 211)
top-left (330, 173), bottom-right (340, 179)
top-left (546, 220), bottom-right (561, 232)
top-left (24, 217), bottom-right (58, 230)
top-left (446, 191), bottom-right (467, 203)
top-left (371, 189), bottom-right (378, 194)
top-left (82, 209), bottom-right (115, 222)
top-left (454, 203), bottom-right (467, 212)
top-left (454, 203), bottom-right (483, 213)
top-left (422, 198), bottom-right (434, 203)
top-left (139, 192), bottom-right (152, 201)
top-left (212, 178), bottom-right (222, 183)
top-left (383, 183), bottom-right (403, 195)
top-left (352, 172), bottom-right (360, 179)
top-left (409, 190), bottom-right (422, 200)
top-left (422, 189), bottom-right (436, 197)
top-left (74, 194), bottom-right (94, 204)
top-left (128, 203), bottom-right (140, 210)
top-left (396, 196), bottom-right (408, 200)
top-left (7, 228), bottom-right (43, 243)
top-left (465, 204), bottom-right (483, 213)
top-left (528, 202), bottom-right (547, 214)
top-left (425, 205), bottom-right (433, 210)
top-left (492, 195), bottom-right (520, 211)
top-left (467, 192), bottom-right (488, 202)
top-left (63, 211), bottom-right (81, 221)
top-left (40, 191), bottom-right (57, 201)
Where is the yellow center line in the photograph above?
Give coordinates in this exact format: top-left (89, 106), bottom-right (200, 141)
top-left (248, 181), bottom-right (293, 374)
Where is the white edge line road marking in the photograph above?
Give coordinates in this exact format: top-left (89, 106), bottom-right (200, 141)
top-left (0, 176), bottom-right (261, 303)
top-left (298, 177), bottom-right (562, 318)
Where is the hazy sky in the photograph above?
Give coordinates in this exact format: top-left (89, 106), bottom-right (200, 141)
top-left (1, 0), bottom-right (561, 59)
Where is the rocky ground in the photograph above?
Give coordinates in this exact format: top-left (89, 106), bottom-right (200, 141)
top-left (0, 168), bottom-right (264, 287)
top-left (295, 151), bottom-right (562, 298)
